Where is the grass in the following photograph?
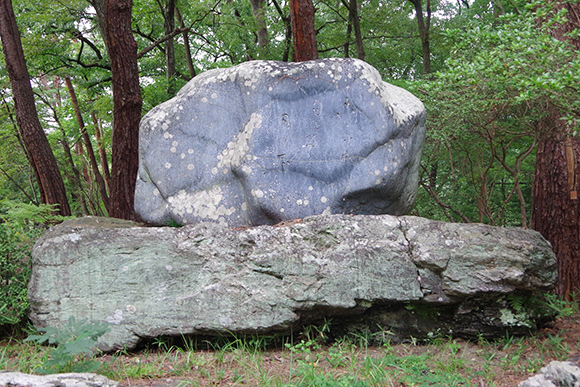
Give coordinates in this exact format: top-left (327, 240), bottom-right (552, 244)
top-left (2, 314), bottom-right (580, 387)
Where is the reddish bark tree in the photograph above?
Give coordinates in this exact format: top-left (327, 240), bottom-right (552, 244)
top-left (531, 0), bottom-right (580, 299)
top-left (289, 0), bottom-right (318, 61)
top-left (104, 0), bottom-right (143, 220)
top-left (0, 0), bottom-right (71, 216)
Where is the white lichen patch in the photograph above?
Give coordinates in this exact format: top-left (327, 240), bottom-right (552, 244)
top-left (499, 308), bottom-right (531, 328)
top-left (217, 113), bottom-right (262, 170)
top-left (68, 233), bottom-right (81, 242)
top-left (126, 305), bottom-right (136, 314)
top-left (167, 187), bottom-right (236, 221)
top-left (320, 196), bottom-right (328, 203)
top-left (251, 189), bottom-right (264, 198)
top-left (106, 309), bottom-right (123, 325)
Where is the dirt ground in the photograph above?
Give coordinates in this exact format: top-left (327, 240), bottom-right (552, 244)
top-left (94, 315), bottom-right (580, 387)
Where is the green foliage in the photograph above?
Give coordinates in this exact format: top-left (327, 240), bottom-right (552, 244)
top-left (0, 202), bottom-right (67, 330)
top-left (24, 316), bottom-right (109, 374)
top-left (542, 293), bottom-right (580, 318)
top-left (412, 1), bottom-right (580, 226)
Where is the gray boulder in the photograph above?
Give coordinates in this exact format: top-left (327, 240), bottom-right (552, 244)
top-left (0, 371), bottom-right (119, 387)
top-left (135, 58), bottom-right (426, 227)
top-left (29, 215), bottom-right (556, 352)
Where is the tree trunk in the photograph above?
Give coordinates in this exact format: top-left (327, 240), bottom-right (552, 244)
top-left (408, 0), bottom-right (431, 75)
top-left (532, 130), bottom-right (580, 299)
top-left (175, 6), bottom-right (196, 78)
top-left (91, 111), bottom-right (111, 187)
top-left (0, 0), bottom-right (71, 216)
top-left (249, 0), bottom-right (269, 57)
top-left (531, 0), bottom-right (580, 300)
top-left (104, 0), bottom-right (143, 220)
top-left (289, 0), bottom-right (318, 61)
top-left (164, 0), bottom-right (177, 95)
top-left (346, 0), bottom-right (365, 60)
top-left (64, 76), bottom-right (110, 213)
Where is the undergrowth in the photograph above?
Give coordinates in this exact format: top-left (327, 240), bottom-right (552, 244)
top-left (0, 201), bottom-right (68, 332)
top-left (1, 306), bottom-right (579, 386)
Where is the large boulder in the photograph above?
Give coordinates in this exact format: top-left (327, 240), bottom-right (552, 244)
top-left (29, 215), bottom-right (556, 352)
top-left (135, 58), bottom-right (426, 227)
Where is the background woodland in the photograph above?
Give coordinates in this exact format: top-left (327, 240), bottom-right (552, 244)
top-left (0, 0), bottom-right (579, 328)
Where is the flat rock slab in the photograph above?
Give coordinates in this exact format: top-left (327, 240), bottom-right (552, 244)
top-left (0, 371), bottom-right (119, 387)
top-left (29, 215), bottom-right (556, 352)
top-left (135, 58), bottom-right (426, 227)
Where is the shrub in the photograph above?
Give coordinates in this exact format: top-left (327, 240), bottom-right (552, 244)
top-left (0, 201), bottom-right (67, 334)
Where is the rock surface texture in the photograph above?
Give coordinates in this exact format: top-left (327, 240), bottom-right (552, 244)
top-left (29, 215), bottom-right (556, 352)
top-left (519, 361), bottom-right (580, 387)
top-left (0, 371), bottom-right (119, 387)
top-left (135, 58), bottom-right (426, 227)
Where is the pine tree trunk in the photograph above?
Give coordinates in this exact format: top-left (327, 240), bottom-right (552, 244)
top-left (531, 0), bottom-right (580, 299)
top-left (532, 130), bottom-right (580, 299)
top-left (289, 0), bottom-right (318, 61)
top-left (104, 0), bottom-right (143, 220)
top-left (0, 0), bottom-right (71, 216)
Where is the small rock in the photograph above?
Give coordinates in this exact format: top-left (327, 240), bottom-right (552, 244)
top-left (0, 371), bottom-right (119, 387)
top-left (519, 361), bottom-right (580, 387)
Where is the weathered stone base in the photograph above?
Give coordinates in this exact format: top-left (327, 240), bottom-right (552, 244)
top-left (28, 215), bottom-right (556, 352)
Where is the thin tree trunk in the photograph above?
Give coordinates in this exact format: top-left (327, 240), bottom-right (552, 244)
top-left (0, 166), bottom-right (36, 203)
top-left (0, 0), bottom-right (71, 216)
top-left (104, 0), bottom-right (143, 220)
top-left (164, 0), bottom-right (177, 95)
top-left (91, 111), bottom-right (111, 188)
top-left (344, 13), bottom-right (352, 57)
top-left (64, 76), bottom-right (110, 213)
top-left (175, 6), bottom-right (196, 78)
top-left (345, 0), bottom-right (364, 60)
top-left (408, 0), bottom-right (431, 75)
top-left (249, 0), bottom-right (269, 57)
top-left (289, 0), bottom-right (318, 61)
